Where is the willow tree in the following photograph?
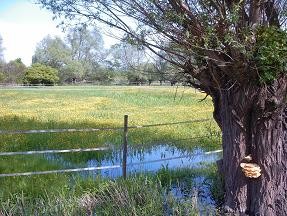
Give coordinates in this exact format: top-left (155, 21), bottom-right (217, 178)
top-left (38, 0), bottom-right (287, 215)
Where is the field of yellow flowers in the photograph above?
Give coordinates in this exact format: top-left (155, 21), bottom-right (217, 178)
top-left (0, 86), bottom-right (213, 126)
top-left (0, 86), bottom-right (219, 150)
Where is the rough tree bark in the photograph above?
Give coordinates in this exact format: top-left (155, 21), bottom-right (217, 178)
top-left (213, 76), bottom-right (287, 215)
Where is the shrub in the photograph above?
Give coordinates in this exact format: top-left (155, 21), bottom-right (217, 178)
top-left (23, 63), bottom-right (59, 85)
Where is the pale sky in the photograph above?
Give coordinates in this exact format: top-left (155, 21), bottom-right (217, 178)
top-left (0, 0), bottom-right (118, 66)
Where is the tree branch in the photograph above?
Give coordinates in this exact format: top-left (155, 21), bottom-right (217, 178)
top-left (265, 1), bottom-right (280, 27)
top-left (249, 0), bottom-right (262, 26)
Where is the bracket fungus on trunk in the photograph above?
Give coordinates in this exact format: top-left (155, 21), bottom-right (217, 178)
top-left (240, 155), bottom-right (261, 178)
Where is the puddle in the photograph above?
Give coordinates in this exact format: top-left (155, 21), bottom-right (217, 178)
top-left (164, 175), bottom-right (218, 214)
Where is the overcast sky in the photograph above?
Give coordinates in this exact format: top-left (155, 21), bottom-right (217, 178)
top-left (0, 0), bottom-right (117, 66)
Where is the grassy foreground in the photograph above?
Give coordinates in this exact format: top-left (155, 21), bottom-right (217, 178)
top-left (0, 86), bottom-right (222, 214)
top-left (0, 165), bottom-right (223, 215)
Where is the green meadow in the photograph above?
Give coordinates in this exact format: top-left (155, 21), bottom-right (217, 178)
top-left (0, 86), bottom-right (219, 151)
top-left (0, 86), bottom-right (222, 214)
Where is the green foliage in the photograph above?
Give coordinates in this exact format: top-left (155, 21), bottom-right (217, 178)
top-left (2, 58), bottom-right (26, 84)
top-left (89, 67), bottom-right (115, 84)
top-left (33, 36), bottom-right (70, 69)
top-left (127, 69), bottom-right (147, 85)
top-left (60, 60), bottom-right (84, 82)
top-left (33, 27), bottom-right (107, 84)
top-left (0, 72), bottom-right (4, 82)
top-left (23, 63), bottom-right (59, 85)
top-left (254, 27), bottom-right (287, 83)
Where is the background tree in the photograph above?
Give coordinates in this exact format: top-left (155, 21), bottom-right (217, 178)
top-left (38, 0), bottom-right (287, 215)
top-left (66, 26), bottom-right (105, 62)
top-left (0, 36), bottom-right (27, 84)
top-left (33, 27), bottom-right (107, 83)
top-left (165, 63), bottom-right (186, 86)
top-left (91, 66), bottom-right (115, 84)
top-left (126, 67), bottom-right (147, 85)
top-left (154, 53), bottom-right (169, 85)
top-left (33, 35), bottom-right (70, 70)
top-left (23, 63), bottom-right (59, 85)
top-left (66, 26), bottom-right (107, 81)
top-left (154, 53), bottom-right (187, 86)
top-left (60, 60), bottom-right (84, 83)
top-left (106, 42), bottom-right (150, 84)
top-left (32, 35), bottom-right (79, 83)
top-left (3, 58), bottom-right (26, 84)
top-left (143, 63), bottom-right (157, 85)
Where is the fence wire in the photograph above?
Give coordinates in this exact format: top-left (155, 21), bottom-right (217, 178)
top-left (0, 147), bottom-right (111, 156)
top-left (0, 118), bottom-right (212, 135)
top-left (0, 134), bottom-right (220, 157)
top-left (0, 149), bottom-right (222, 178)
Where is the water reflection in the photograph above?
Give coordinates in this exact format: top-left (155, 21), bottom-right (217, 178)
top-left (85, 145), bottom-right (222, 178)
top-left (47, 145), bottom-right (222, 178)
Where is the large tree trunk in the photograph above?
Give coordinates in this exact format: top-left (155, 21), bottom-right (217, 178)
top-left (214, 76), bottom-right (287, 215)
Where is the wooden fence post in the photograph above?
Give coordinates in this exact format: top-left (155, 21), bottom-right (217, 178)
top-left (122, 115), bottom-right (128, 179)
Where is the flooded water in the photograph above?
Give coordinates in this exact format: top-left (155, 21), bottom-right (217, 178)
top-left (48, 144), bottom-right (222, 178)
top-left (85, 145), bottom-right (222, 178)
top-left (48, 144), bottom-right (222, 213)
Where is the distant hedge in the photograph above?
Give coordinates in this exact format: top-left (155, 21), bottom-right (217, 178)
top-left (23, 63), bottom-right (59, 85)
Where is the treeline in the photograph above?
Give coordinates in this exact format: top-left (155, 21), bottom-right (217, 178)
top-left (0, 27), bottom-right (188, 85)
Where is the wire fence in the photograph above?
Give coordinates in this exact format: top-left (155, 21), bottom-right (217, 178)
top-left (0, 149), bottom-right (222, 178)
top-left (0, 147), bottom-right (111, 156)
top-left (0, 115), bottom-right (221, 178)
top-left (0, 118), bottom-right (211, 135)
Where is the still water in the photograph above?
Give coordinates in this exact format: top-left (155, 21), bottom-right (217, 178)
top-left (48, 144), bottom-right (222, 213)
top-left (47, 144), bottom-right (222, 178)
top-left (87, 145), bottom-right (222, 178)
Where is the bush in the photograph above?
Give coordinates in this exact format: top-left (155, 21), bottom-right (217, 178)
top-left (23, 63), bottom-right (59, 85)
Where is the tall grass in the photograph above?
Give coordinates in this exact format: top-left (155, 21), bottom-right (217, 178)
top-left (0, 167), bottom-right (221, 215)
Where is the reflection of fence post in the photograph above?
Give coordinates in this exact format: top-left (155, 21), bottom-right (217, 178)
top-left (123, 115), bottom-right (128, 179)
